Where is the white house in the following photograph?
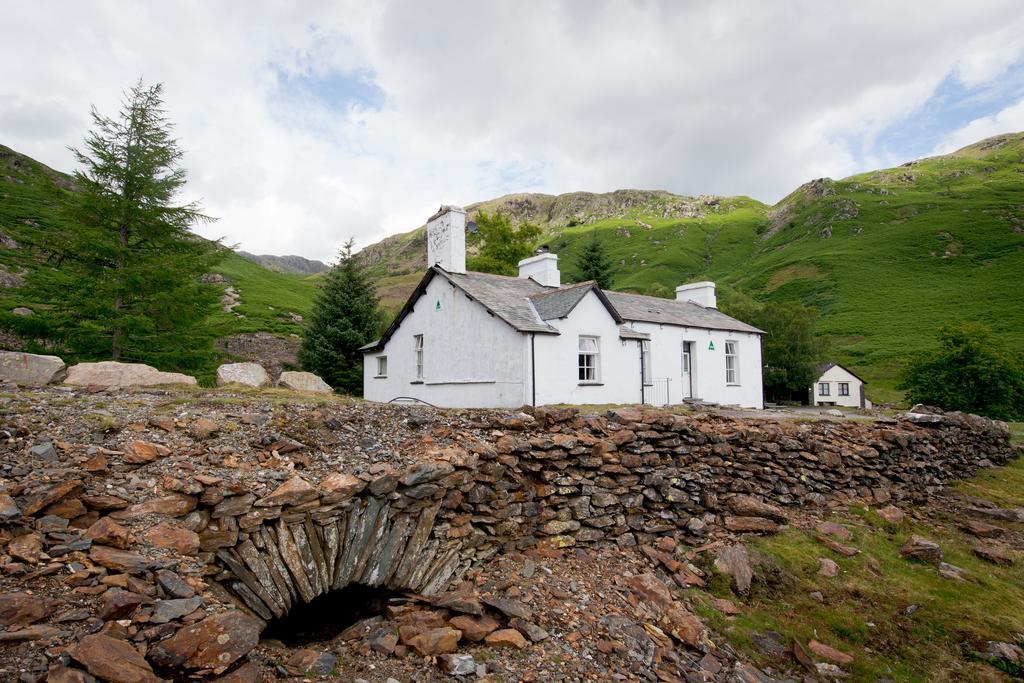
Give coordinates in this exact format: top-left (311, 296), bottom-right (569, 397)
top-left (811, 362), bottom-right (870, 409)
top-left (361, 205), bottom-right (764, 409)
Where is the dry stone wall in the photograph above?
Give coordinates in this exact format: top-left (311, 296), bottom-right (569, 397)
top-left (205, 404), bottom-right (1017, 621)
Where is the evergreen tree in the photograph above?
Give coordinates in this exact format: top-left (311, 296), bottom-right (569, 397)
top-left (574, 231), bottom-right (615, 289)
top-left (466, 210), bottom-right (542, 275)
top-left (299, 240), bottom-right (382, 394)
top-left (899, 324), bottom-right (1023, 420)
top-left (31, 80), bottom-right (223, 373)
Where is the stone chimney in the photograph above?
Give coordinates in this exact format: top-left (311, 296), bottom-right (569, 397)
top-left (675, 281), bottom-right (716, 308)
top-left (426, 205), bottom-right (466, 274)
top-left (518, 248), bottom-right (561, 287)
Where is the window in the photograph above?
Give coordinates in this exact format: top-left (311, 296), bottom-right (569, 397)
top-left (681, 343), bottom-right (690, 374)
top-left (414, 335), bottom-right (424, 380)
top-left (641, 340), bottom-right (652, 385)
top-left (725, 340), bottom-right (739, 384)
top-left (838, 382), bottom-right (850, 396)
top-left (819, 382), bottom-right (830, 396)
top-left (376, 356), bottom-right (388, 378)
top-left (578, 336), bottom-right (600, 382)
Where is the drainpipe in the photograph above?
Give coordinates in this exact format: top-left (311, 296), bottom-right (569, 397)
top-left (639, 340), bottom-right (645, 404)
top-left (530, 333), bottom-right (536, 407)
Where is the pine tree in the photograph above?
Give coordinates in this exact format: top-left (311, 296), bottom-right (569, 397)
top-left (574, 231), bottom-right (615, 289)
top-left (31, 80), bottom-right (223, 373)
top-left (299, 240), bottom-right (382, 394)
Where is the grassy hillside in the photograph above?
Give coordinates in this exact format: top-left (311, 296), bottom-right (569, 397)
top-left (357, 134), bottom-right (1024, 404)
top-left (4, 133), bottom-right (1023, 400)
top-left (0, 144), bottom-right (319, 370)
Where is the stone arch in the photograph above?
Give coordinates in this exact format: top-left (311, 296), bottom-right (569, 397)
top-left (212, 495), bottom-right (469, 621)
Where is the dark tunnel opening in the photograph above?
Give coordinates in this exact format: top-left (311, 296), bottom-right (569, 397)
top-left (261, 584), bottom-right (405, 646)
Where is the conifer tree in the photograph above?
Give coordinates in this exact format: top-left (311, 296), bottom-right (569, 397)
top-left (299, 240), bottom-right (382, 394)
top-left (32, 80), bottom-right (223, 373)
top-left (574, 230), bottom-right (615, 289)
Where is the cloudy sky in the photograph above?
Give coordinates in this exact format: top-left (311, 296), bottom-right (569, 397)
top-left (3, 1), bottom-right (1024, 262)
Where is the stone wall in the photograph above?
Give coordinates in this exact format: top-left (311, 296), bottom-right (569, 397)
top-left (204, 404), bottom-right (1017, 621)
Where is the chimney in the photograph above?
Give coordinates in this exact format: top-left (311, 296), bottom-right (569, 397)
top-left (676, 281), bottom-right (716, 308)
top-left (518, 249), bottom-right (561, 287)
top-left (426, 205), bottom-right (466, 274)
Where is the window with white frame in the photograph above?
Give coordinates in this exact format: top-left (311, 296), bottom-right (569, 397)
top-left (641, 340), bottom-right (652, 385)
top-left (578, 336), bottom-right (600, 382)
top-left (413, 335), bottom-right (424, 380)
top-left (376, 356), bottom-right (388, 378)
top-left (819, 382), bottom-right (830, 396)
top-left (681, 343), bottom-right (690, 374)
top-left (725, 340), bottom-right (739, 384)
top-left (838, 382), bottom-right (850, 396)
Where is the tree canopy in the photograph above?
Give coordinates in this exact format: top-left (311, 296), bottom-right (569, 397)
top-left (466, 210), bottom-right (542, 276)
top-left (573, 231), bottom-right (615, 289)
top-left (299, 239), bottom-right (383, 394)
top-left (29, 80), bottom-right (223, 374)
top-left (723, 299), bottom-right (824, 402)
top-left (898, 323), bottom-right (1023, 420)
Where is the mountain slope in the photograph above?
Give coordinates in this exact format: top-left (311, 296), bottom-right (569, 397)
top-left (237, 251), bottom-right (328, 275)
top-left (0, 143), bottom-right (319, 373)
top-left (356, 133), bottom-right (1024, 403)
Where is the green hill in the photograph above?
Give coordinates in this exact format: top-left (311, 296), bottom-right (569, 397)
top-left (0, 144), bottom-right (319, 376)
top-left (4, 133), bottom-right (1023, 399)
top-left (356, 133), bottom-right (1024, 404)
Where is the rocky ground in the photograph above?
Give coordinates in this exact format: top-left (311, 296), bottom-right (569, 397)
top-left (0, 385), bottom-right (1020, 682)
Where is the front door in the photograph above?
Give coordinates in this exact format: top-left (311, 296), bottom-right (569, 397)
top-left (681, 342), bottom-right (692, 399)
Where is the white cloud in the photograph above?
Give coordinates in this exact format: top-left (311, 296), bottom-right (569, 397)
top-left (1, 0), bottom-right (1023, 261)
top-left (933, 97), bottom-right (1024, 153)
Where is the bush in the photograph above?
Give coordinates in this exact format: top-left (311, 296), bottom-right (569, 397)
top-left (898, 324), bottom-right (1024, 420)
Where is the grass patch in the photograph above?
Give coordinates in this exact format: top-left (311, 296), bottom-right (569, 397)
top-left (702, 457), bottom-right (1024, 681)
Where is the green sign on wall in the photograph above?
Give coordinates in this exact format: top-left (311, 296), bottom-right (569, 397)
top-left (708, 341), bottom-right (715, 351)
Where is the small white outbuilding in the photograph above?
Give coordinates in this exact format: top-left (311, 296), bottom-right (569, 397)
top-left (362, 205), bottom-right (765, 409)
top-left (811, 362), bottom-right (870, 409)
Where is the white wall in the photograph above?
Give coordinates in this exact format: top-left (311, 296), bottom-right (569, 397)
top-left (533, 292), bottom-right (643, 406)
top-left (531, 292), bottom-right (764, 409)
top-left (812, 365), bottom-right (865, 408)
top-left (626, 322), bottom-right (763, 409)
top-left (363, 276), bottom-right (529, 408)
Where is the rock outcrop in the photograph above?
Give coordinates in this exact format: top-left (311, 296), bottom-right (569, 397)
top-left (64, 361), bottom-right (197, 387)
top-left (215, 362), bottom-right (270, 388)
top-left (277, 370), bottom-right (333, 394)
top-left (0, 351), bottom-right (67, 385)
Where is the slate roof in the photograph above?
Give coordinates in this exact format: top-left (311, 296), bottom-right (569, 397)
top-left (604, 291), bottom-right (764, 334)
top-left (443, 270), bottom-right (557, 334)
top-left (815, 362), bottom-right (867, 384)
top-left (362, 266), bottom-right (762, 352)
top-left (528, 281), bottom-right (622, 323)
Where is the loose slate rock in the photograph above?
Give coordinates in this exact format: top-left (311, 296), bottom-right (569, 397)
top-left (714, 544), bottom-right (754, 594)
top-left (70, 633), bottom-right (160, 683)
top-left (900, 535), bottom-right (942, 564)
top-left (150, 610), bottom-right (263, 673)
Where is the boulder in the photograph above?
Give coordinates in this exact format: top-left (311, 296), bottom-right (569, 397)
top-left (216, 362), bottom-right (270, 388)
top-left (64, 361), bottom-right (196, 387)
top-left (277, 371), bottom-right (333, 393)
top-left (406, 626), bottom-right (462, 656)
top-left (0, 351), bottom-right (67, 385)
